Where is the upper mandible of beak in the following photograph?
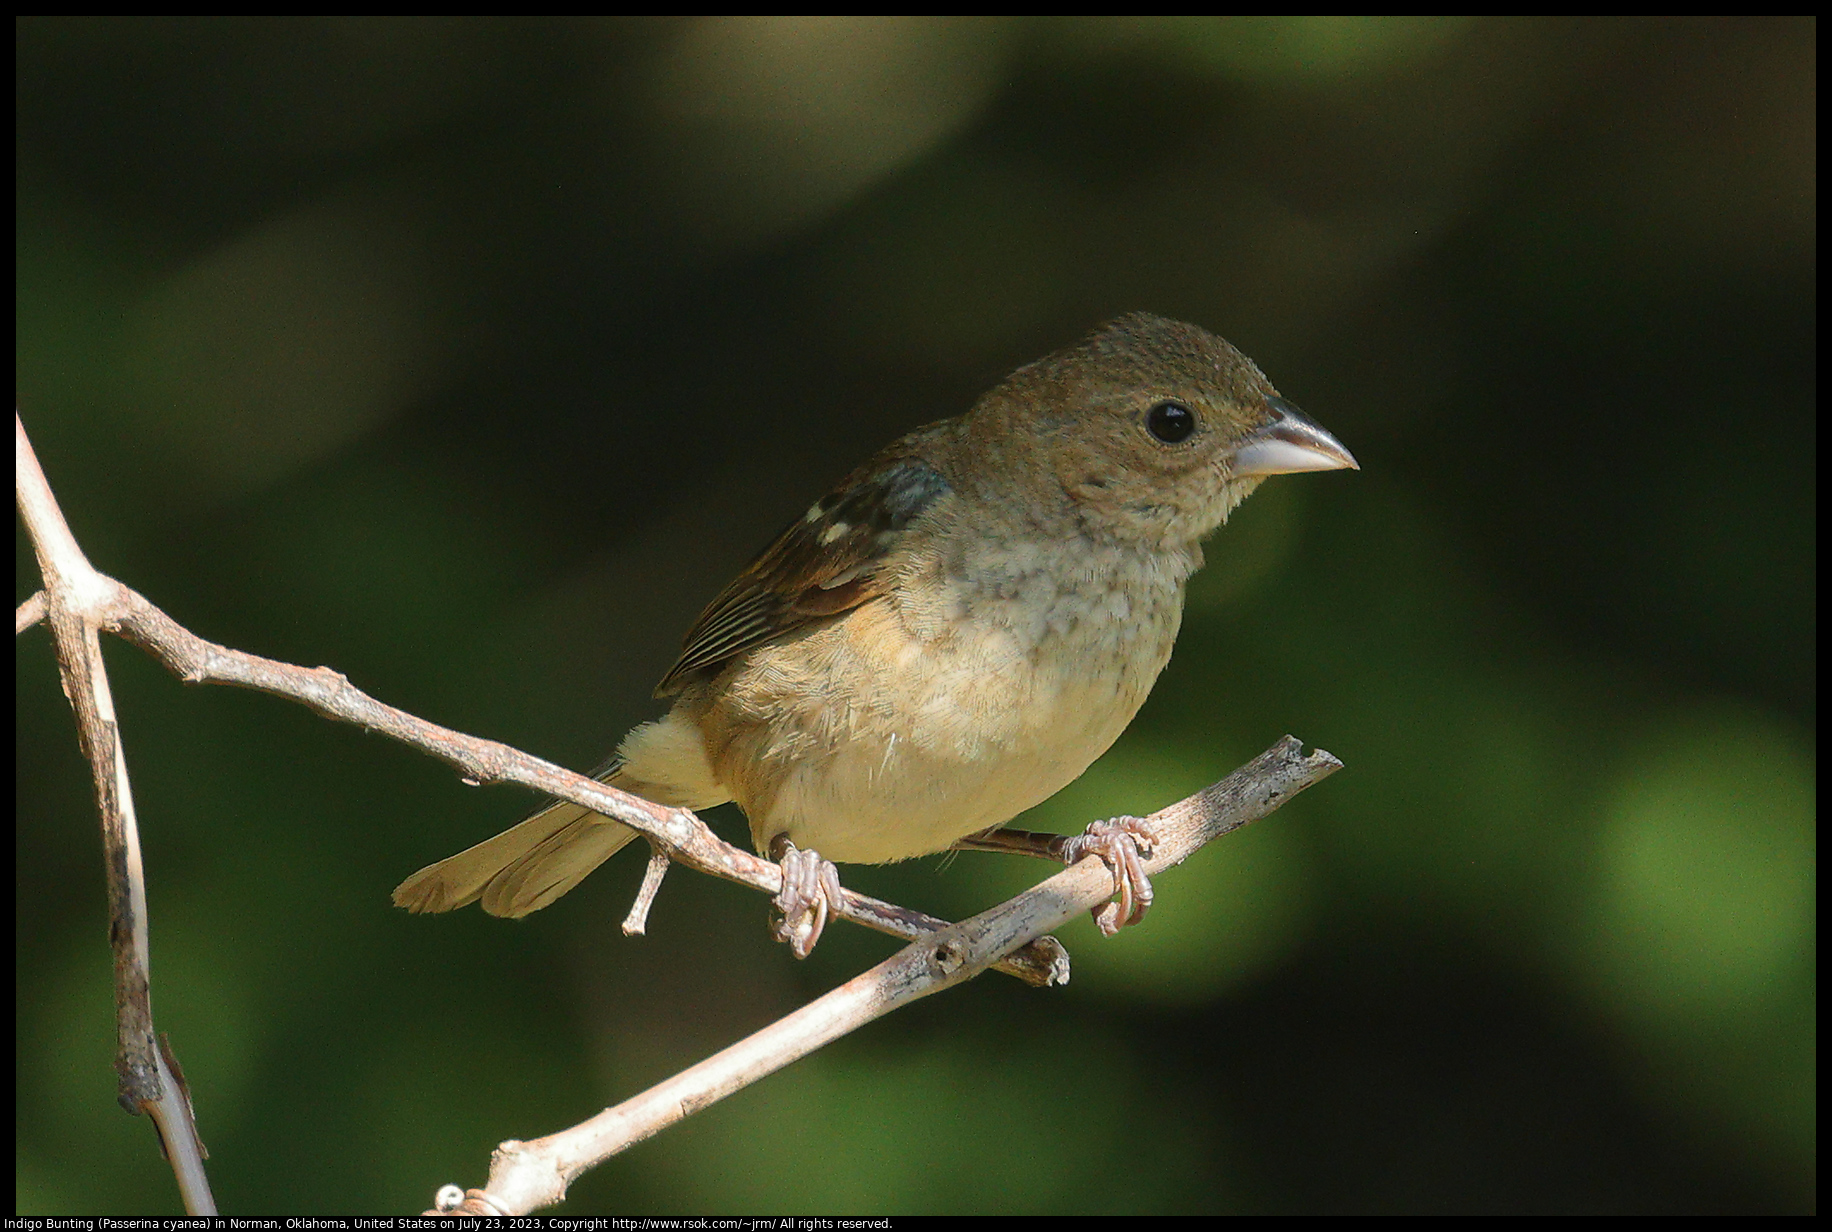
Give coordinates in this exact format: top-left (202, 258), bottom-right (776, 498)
top-left (1230, 396), bottom-right (1360, 477)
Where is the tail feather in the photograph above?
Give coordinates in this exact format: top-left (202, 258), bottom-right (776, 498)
top-left (480, 811), bottom-right (640, 918)
top-left (391, 799), bottom-right (638, 917)
top-left (393, 710), bottom-right (733, 918)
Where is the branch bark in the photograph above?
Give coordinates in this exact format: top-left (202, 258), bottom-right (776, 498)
top-left (429, 736), bottom-right (1342, 1216)
top-left (16, 414), bottom-right (215, 1215)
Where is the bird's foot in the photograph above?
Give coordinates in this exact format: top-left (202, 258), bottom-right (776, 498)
top-left (951, 817), bottom-right (1159, 936)
top-left (1063, 816), bottom-right (1158, 936)
top-left (769, 837), bottom-right (845, 959)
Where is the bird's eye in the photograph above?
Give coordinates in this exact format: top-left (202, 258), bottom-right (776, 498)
top-left (1145, 401), bottom-right (1197, 444)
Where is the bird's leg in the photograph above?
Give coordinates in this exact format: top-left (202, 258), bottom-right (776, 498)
top-left (954, 817), bottom-right (1159, 936)
top-left (768, 835), bottom-right (845, 959)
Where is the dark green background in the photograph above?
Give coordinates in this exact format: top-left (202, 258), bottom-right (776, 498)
top-left (17, 17), bottom-right (1814, 1215)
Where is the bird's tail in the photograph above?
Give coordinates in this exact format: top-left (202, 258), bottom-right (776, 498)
top-left (393, 711), bottom-right (731, 918)
top-left (391, 790), bottom-right (643, 919)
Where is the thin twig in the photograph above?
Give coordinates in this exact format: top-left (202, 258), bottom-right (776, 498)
top-left (17, 588), bottom-right (46, 633)
top-left (620, 845), bottom-right (672, 936)
top-left (430, 736), bottom-right (1343, 1216)
top-left (15, 414), bottom-right (217, 1215)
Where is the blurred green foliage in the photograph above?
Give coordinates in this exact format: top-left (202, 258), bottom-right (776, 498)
top-left (17, 16), bottom-right (1813, 1215)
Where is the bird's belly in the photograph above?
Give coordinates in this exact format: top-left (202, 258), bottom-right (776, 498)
top-left (769, 702), bottom-right (1128, 863)
top-left (716, 592), bottom-right (1179, 863)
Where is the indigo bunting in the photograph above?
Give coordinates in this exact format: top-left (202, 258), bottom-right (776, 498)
top-left (394, 313), bottom-right (1356, 954)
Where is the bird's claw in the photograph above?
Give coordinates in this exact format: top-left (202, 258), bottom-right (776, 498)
top-left (770, 839), bottom-right (844, 959)
top-left (1064, 816), bottom-right (1158, 936)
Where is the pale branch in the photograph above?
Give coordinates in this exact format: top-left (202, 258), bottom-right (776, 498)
top-left (16, 414), bottom-right (217, 1215)
top-left (17, 587), bottom-right (46, 634)
top-left (620, 845), bottom-right (673, 937)
top-left (429, 736), bottom-right (1343, 1217)
top-left (25, 577), bottom-right (1070, 985)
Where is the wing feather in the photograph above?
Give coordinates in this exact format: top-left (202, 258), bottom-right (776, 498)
top-left (655, 445), bottom-right (951, 695)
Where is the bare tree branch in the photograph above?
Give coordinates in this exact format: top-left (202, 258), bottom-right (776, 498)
top-left (17, 587), bottom-right (46, 634)
top-left (16, 414), bottom-right (216, 1215)
top-left (429, 736), bottom-right (1343, 1216)
top-left (36, 569), bottom-right (1071, 986)
top-left (620, 845), bottom-right (673, 937)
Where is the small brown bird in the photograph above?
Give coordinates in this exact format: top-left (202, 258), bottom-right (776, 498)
top-left (394, 313), bottom-right (1356, 954)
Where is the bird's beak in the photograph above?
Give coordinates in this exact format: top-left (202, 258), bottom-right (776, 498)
top-left (1230, 397), bottom-right (1359, 477)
